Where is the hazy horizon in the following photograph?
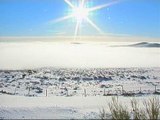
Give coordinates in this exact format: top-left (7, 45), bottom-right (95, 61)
top-left (0, 36), bottom-right (160, 43)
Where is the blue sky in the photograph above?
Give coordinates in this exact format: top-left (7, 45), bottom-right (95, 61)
top-left (0, 0), bottom-right (159, 38)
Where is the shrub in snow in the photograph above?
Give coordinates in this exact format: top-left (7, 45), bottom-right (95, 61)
top-left (100, 97), bottom-right (160, 120)
top-left (108, 97), bottom-right (130, 120)
top-left (143, 97), bottom-right (160, 120)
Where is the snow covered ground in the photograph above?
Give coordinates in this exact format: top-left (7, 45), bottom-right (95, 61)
top-left (0, 41), bottom-right (160, 119)
top-left (0, 68), bottom-right (160, 97)
top-left (0, 95), bottom-right (104, 119)
top-left (0, 94), bottom-right (159, 119)
top-left (0, 67), bottom-right (160, 119)
top-left (0, 42), bottom-right (160, 69)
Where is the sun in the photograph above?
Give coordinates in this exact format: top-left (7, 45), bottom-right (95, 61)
top-left (73, 7), bottom-right (89, 21)
top-left (52, 0), bottom-right (119, 39)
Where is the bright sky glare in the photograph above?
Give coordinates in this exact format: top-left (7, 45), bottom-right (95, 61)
top-left (53, 0), bottom-right (119, 39)
top-left (0, 0), bottom-right (159, 38)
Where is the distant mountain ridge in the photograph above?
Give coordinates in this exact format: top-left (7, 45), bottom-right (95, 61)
top-left (129, 42), bottom-right (160, 47)
top-left (113, 42), bottom-right (160, 48)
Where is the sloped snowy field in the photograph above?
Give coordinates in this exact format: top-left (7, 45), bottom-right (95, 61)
top-left (0, 68), bottom-right (160, 97)
top-left (0, 68), bottom-right (160, 119)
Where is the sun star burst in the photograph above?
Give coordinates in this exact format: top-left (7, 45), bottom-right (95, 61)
top-left (73, 7), bottom-right (89, 21)
top-left (52, 0), bottom-right (119, 39)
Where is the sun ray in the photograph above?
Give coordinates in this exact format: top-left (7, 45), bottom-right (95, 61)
top-left (74, 21), bottom-right (81, 40)
top-left (51, 14), bottom-right (74, 23)
top-left (64, 0), bottom-right (75, 8)
top-left (86, 17), bottom-right (103, 34)
top-left (88, 0), bottom-right (119, 12)
top-left (81, 0), bottom-right (85, 7)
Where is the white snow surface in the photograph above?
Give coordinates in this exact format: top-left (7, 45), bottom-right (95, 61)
top-left (0, 42), bottom-right (160, 69)
top-left (0, 95), bottom-right (104, 119)
top-left (1, 95), bottom-right (160, 119)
